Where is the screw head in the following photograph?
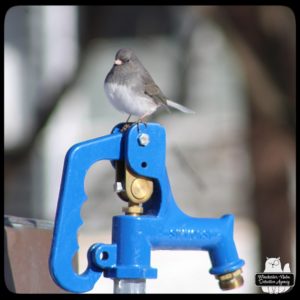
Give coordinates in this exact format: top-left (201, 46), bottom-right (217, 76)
top-left (138, 133), bottom-right (150, 146)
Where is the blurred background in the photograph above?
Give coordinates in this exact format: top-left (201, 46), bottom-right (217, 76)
top-left (4, 5), bottom-right (295, 293)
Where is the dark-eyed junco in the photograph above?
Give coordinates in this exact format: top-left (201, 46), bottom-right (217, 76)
top-left (104, 48), bottom-right (194, 122)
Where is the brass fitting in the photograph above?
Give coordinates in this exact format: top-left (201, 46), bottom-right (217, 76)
top-left (216, 269), bottom-right (244, 290)
top-left (122, 203), bottom-right (143, 216)
top-left (125, 169), bottom-right (153, 204)
top-left (114, 160), bottom-right (154, 216)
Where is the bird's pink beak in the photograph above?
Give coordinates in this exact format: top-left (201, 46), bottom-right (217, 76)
top-left (114, 59), bottom-right (122, 65)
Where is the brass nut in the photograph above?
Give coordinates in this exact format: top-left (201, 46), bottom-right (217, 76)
top-left (216, 269), bottom-right (244, 290)
top-left (122, 205), bottom-right (143, 216)
top-left (218, 269), bottom-right (241, 280)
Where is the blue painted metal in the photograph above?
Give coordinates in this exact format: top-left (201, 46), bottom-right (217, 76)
top-left (49, 123), bottom-right (245, 293)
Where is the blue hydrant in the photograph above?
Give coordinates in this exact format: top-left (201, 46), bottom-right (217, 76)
top-left (49, 123), bottom-right (245, 293)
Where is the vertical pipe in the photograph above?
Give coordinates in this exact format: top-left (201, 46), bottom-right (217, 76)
top-left (113, 279), bottom-right (146, 294)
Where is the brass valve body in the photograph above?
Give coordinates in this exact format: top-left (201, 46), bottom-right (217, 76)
top-left (114, 160), bottom-right (153, 215)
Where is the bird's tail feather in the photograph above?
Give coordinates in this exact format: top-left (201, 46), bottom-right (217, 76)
top-left (166, 100), bottom-right (195, 114)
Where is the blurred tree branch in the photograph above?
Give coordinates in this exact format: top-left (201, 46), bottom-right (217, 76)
top-left (202, 5), bottom-right (295, 132)
top-left (200, 5), bottom-right (295, 272)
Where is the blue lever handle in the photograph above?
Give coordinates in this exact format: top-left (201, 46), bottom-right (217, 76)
top-left (49, 130), bottom-right (123, 293)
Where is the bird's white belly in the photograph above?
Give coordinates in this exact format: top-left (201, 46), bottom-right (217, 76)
top-left (104, 83), bottom-right (157, 117)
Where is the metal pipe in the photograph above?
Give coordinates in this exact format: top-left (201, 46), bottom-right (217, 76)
top-left (113, 279), bottom-right (146, 294)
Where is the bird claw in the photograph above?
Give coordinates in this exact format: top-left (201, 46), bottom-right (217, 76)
top-left (136, 119), bottom-right (147, 133)
top-left (120, 123), bottom-right (132, 132)
top-left (120, 118), bottom-right (148, 133)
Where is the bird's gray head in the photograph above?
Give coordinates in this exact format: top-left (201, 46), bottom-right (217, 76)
top-left (114, 48), bottom-right (136, 66)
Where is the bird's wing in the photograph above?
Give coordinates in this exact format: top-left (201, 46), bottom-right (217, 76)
top-left (144, 83), bottom-right (168, 106)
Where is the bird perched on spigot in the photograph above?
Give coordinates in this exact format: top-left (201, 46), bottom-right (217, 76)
top-left (104, 48), bottom-right (194, 124)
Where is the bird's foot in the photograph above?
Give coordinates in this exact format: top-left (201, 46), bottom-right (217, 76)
top-left (120, 123), bottom-right (132, 132)
top-left (136, 119), bottom-right (148, 133)
top-left (120, 114), bottom-right (133, 132)
top-left (120, 118), bottom-right (148, 133)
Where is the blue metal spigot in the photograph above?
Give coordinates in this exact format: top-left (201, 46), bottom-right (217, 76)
top-left (49, 123), bottom-right (245, 293)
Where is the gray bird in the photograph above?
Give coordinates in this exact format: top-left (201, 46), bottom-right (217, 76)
top-left (104, 48), bottom-right (194, 122)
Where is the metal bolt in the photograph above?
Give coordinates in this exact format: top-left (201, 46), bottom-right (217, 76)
top-left (138, 133), bottom-right (150, 146)
top-left (114, 182), bottom-right (124, 193)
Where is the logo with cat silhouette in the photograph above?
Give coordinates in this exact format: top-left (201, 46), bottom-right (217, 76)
top-left (255, 257), bottom-right (294, 294)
